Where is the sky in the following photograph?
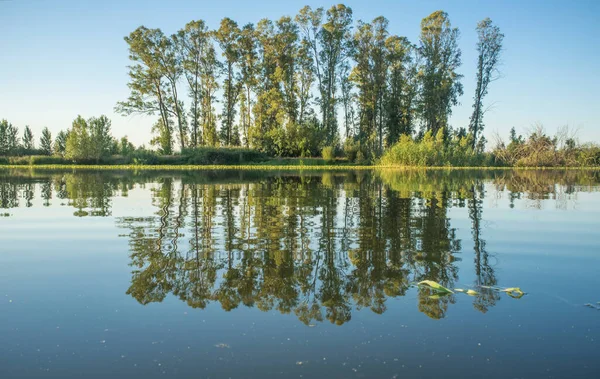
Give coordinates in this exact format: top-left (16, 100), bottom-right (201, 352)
top-left (1, 0), bottom-right (599, 148)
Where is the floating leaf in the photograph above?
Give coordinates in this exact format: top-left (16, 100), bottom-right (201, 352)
top-left (418, 280), bottom-right (453, 294)
top-left (502, 287), bottom-right (525, 298)
top-left (454, 288), bottom-right (478, 296)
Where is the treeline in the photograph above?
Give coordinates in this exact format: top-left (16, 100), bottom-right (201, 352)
top-left (116, 5), bottom-right (504, 160)
top-left (0, 116), bottom-right (268, 165)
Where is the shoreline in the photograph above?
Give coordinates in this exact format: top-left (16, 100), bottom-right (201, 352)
top-left (1, 165), bottom-right (599, 171)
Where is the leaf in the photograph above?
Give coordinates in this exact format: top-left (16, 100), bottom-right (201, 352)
top-left (418, 280), bottom-right (453, 294)
top-left (502, 287), bottom-right (525, 299)
top-left (454, 288), bottom-right (478, 296)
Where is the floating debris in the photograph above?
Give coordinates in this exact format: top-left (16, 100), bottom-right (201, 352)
top-left (418, 280), bottom-right (453, 294)
top-left (215, 343), bottom-right (230, 349)
top-left (455, 289), bottom-right (479, 296)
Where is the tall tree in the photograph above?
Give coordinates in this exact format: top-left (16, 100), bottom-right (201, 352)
top-left (40, 127), bottom-right (53, 155)
top-left (116, 27), bottom-right (185, 151)
top-left (296, 4), bottom-right (353, 145)
top-left (215, 18), bottom-right (242, 146)
top-left (320, 5), bottom-right (353, 144)
top-left (469, 18), bottom-right (503, 150)
top-left (351, 18), bottom-right (390, 153)
top-left (238, 23), bottom-right (259, 147)
top-left (296, 38), bottom-right (315, 127)
top-left (384, 35), bottom-right (416, 146)
top-left (22, 126), bottom-right (34, 151)
top-left (65, 116), bottom-right (91, 161)
top-left (54, 130), bottom-right (69, 156)
top-left (174, 20), bottom-right (212, 147)
top-left (418, 11), bottom-right (463, 139)
top-left (89, 115), bottom-right (114, 161)
top-left (0, 119), bottom-right (18, 155)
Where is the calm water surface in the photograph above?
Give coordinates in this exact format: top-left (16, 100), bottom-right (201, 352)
top-left (1, 169), bottom-right (599, 378)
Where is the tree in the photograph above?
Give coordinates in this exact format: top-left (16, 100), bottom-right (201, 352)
top-left (0, 119), bottom-right (17, 155)
top-left (40, 127), bottom-right (53, 155)
top-left (469, 18), bottom-right (503, 150)
top-left (54, 130), bottom-right (69, 156)
top-left (215, 18), bottom-right (242, 146)
top-left (65, 116), bottom-right (91, 161)
top-left (238, 23), bottom-right (259, 147)
top-left (88, 115), bottom-right (114, 161)
top-left (116, 27), bottom-right (184, 151)
top-left (296, 4), bottom-right (353, 145)
top-left (22, 126), bottom-right (34, 151)
top-left (350, 17), bottom-right (389, 155)
top-left (175, 20), bottom-right (213, 147)
top-left (151, 118), bottom-right (173, 154)
top-left (384, 36), bottom-right (418, 146)
top-left (418, 11), bottom-right (463, 139)
top-left (119, 136), bottom-right (135, 156)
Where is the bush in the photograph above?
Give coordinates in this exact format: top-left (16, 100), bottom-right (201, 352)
top-left (28, 155), bottom-right (70, 165)
top-left (183, 147), bottom-right (268, 165)
top-left (321, 146), bottom-right (335, 162)
top-left (355, 150), bottom-right (367, 165)
top-left (343, 138), bottom-right (359, 162)
top-left (379, 129), bottom-right (488, 167)
top-left (493, 125), bottom-right (600, 167)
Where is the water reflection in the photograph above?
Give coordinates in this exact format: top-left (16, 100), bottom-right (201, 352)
top-left (1, 169), bottom-right (599, 324)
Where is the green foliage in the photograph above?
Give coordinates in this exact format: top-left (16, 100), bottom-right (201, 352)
top-left (53, 130), bottom-right (69, 156)
top-left (64, 115), bottom-right (116, 162)
top-left (65, 116), bottom-right (91, 161)
top-left (151, 118), bottom-right (173, 155)
top-left (469, 18), bottom-right (504, 149)
top-left (119, 136), bottom-right (135, 156)
top-left (0, 119), bottom-right (20, 155)
top-left (321, 145), bottom-right (335, 162)
top-left (22, 126), bottom-right (34, 151)
top-left (379, 129), bottom-right (494, 167)
top-left (418, 280), bottom-right (454, 294)
top-left (40, 127), bottom-right (53, 155)
top-left (183, 147), bottom-right (268, 165)
top-left (418, 11), bottom-right (463, 138)
top-left (343, 138), bottom-right (359, 162)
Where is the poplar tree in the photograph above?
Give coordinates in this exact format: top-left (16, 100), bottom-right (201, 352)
top-left (469, 18), bottom-right (503, 150)
top-left (22, 126), bottom-right (34, 151)
top-left (174, 20), bottom-right (212, 147)
top-left (215, 18), bottom-right (242, 146)
top-left (40, 127), bottom-right (53, 155)
top-left (237, 23), bottom-right (259, 147)
top-left (418, 11), bottom-right (463, 139)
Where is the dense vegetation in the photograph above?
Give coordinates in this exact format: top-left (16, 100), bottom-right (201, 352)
top-left (1, 4), bottom-right (598, 167)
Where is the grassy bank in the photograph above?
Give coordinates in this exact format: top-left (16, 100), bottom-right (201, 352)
top-left (1, 164), bottom-right (599, 171)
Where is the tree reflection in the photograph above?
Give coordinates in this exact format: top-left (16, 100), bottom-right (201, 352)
top-left (2, 168), bottom-right (598, 324)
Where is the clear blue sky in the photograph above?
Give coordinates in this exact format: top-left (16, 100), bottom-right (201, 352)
top-left (1, 0), bottom-right (599, 147)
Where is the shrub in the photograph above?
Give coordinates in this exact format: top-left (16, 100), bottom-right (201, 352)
top-left (321, 146), bottom-right (335, 162)
top-left (343, 138), bottom-right (359, 162)
top-left (183, 147), bottom-right (268, 165)
top-left (379, 129), bottom-right (488, 167)
top-left (28, 155), bottom-right (69, 165)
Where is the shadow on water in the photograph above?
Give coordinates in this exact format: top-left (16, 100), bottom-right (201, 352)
top-left (1, 168), bottom-right (599, 324)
